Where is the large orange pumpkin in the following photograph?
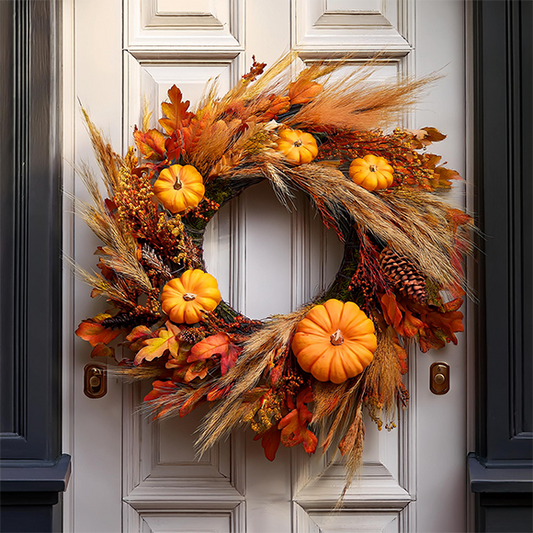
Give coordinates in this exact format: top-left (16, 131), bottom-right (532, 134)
top-left (276, 128), bottom-right (318, 165)
top-left (349, 154), bottom-right (394, 191)
top-left (153, 164), bottom-right (205, 213)
top-left (292, 299), bottom-right (377, 384)
top-left (161, 269), bottom-right (221, 324)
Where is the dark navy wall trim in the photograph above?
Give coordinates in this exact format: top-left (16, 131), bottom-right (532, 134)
top-left (0, 1), bottom-right (69, 532)
top-left (471, 0), bottom-right (533, 530)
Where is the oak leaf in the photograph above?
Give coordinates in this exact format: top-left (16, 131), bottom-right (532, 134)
top-left (125, 325), bottom-right (154, 351)
top-left (134, 324), bottom-right (179, 365)
top-left (159, 85), bottom-right (194, 135)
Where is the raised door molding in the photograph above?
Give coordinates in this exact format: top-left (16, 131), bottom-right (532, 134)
top-left (125, 0), bottom-right (244, 52)
top-left (292, 0), bottom-right (412, 58)
top-left (123, 502), bottom-right (245, 533)
top-left (123, 383), bottom-right (245, 510)
top-left (124, 52), bottom-right (239, 149)
top-left (293, 503), bottom-right (400, 533)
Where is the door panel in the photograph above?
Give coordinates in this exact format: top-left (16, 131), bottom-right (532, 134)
top-left (64, 1), bottom-right (467, 531)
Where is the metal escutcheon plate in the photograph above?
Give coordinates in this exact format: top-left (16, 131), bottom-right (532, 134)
top-left (84, 363), bottom-right (107, 399)
top-left (430, 362), bottom-right (450, 395)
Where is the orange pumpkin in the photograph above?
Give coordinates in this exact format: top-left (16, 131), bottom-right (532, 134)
top-left (349, 155), bottom-right (394, 191)
top-left (153, 164), bottom-right (205, 213)
top-left (292, 299), bottom-right (377, 384)
top-left (276, 128), bottom-right (318, 165)
top-left (161, 269), bottom-right (221, 324)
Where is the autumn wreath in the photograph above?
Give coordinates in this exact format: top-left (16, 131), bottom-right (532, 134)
top-left (76, 55), bottom-right (472, 493)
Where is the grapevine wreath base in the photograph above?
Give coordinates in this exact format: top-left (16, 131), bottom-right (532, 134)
top-left (76, 54), bottom-right (473, 494)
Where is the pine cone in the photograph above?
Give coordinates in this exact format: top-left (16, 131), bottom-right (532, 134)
top-left (380, 248), bottom-right (428, 304)
top-left (141, 244), bottom-right (172, 280)
top-left (178, 327), bottom-right (206, 345)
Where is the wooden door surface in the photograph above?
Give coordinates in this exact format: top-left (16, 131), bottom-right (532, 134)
top-left (62, 1), bottom-right (469, 531)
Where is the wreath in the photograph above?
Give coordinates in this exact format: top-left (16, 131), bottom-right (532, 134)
top-left (76, 55), bottom-right (472, 493)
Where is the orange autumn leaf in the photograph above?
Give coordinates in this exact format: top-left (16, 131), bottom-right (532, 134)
top-left (184, 360), bottom-right (214, 382)
top-left (421, 308), bottom-right (464, 348)
top-left (408, 127), bottom-right (446, 147)
top-left (91, 342), bottom-right (115, 360)
top-left (159, 85), bottom-right (194, 135)
top-left (134, 325), bottom-right (179, 365)
top-left (380, 294), bottom-right (403, 329)
top-left (253, 425), bottom-right (282, 461)
top-left (206, 384), bottom-right (232, 402)
top-left (288, 79), bottom-right (323, 105)
top-left (144, 380), bottom-right (177, 402)
top-left (76, 313), bottom-right (123, 347)
top-left (171, 359), bottom-right (216, 383)
top-left (402, 308), bottom-right (424, 338)
top-left (188, 333), bottom-right (229, 361)
top-left (165, 343), bottom-right (191, 368)
top-left (391, 332), bottom-right (408, 374)
top-left (278, 409), bottom-right (317, 454)
top-left (179, 389), bottom-right (205, 418)
top-left (278, 386), bottom-right (317, 454)
top-left (433, 166), bottom-right (461, 189)
top-left (133, 127), bottom-right (166, 160)
top-left (188, 332), bottom-right (242, 375)
top-left (258, 95), bottom-right (290, 121)
top-left (182, 113), bottom-right (211, 154)
top-left (424, 154), bottom-right (442, 170)
top-left (125, 325), bottom-right (154, 351)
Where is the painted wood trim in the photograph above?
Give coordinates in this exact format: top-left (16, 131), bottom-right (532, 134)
top-left (472, 0), bottom-right (533, 465)
top-left (0, 455), bottom-right (71, 493)
top-left (0, 0), bottom-right (63, 462)
top-left (468, 455), bottom-right (533, 494)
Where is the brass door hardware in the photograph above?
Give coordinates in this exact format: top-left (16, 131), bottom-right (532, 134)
top-left (430, 362), bottom-right (450, 395)
top-left (84, 363), bottom-right (107, 399)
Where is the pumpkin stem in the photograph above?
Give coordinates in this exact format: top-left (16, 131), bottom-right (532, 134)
top-left (173, 178), bottom-right (183, 191)
top-left (369, 164), bottom-right (378, 172)
top-left (330, 329), bottom-right (344, 346)
top-left (293, 139), bottom-right (303, 147)
top-left (183, 293), bottom-right (196, 301)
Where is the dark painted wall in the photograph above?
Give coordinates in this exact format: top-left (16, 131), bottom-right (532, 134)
top-left (0, 1), bottom-right (70, 532)
top-left (471, 0), bottom-right (533, 530)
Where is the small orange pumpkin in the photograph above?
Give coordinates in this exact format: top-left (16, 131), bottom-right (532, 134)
top-left (153, 164), bottom-right (205, 213)
top-left (161, 269), bottom-right (221, 324)
top-left (292, 299), bottom-right (377, 384)
top-left (276, 128), bottom-right (318, 165)
top-left (349, 155), bottom-right (394, 191)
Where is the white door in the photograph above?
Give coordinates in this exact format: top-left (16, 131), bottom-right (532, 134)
top-left (62, 1), bottom-right (469, 531)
